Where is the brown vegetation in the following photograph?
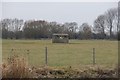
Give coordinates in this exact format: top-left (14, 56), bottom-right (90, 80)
top-left (2, 55), bottom-right (118, 78)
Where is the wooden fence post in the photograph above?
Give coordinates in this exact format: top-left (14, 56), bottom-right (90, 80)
top-left (93, 48), bottom-right (96, 65)
top-left (10, 49), bottom-right (14, 61)
top-left (27, 49), bottom-right (30, 65)
top-left (45, 47), bottom-right (48, 66)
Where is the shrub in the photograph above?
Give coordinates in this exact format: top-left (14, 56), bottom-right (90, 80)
top-left (2, 55), bottom-right (31, 78)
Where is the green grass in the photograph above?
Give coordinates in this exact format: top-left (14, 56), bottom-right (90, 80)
top-left (2, 39), bottom-right (118, 67)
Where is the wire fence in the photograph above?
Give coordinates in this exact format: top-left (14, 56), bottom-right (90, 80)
top-left (2, 47), bottom-right (117, 67)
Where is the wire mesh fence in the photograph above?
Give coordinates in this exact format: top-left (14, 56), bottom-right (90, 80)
top-left (2, 46), bottom-right (118, 67)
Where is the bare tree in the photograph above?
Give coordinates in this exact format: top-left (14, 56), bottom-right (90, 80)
top-left (105, 8), bottom-right (118, 38)
top-left (94, 14), bottom-right (106, 39)
top-left (63, 22), bottom-right (78, 39)
top-left (118, 2), bottom-right (120, 40)
top-left (80, 23), bottom-right (92, 39)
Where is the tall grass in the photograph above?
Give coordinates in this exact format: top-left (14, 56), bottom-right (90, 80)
top-left (2, 54), bottom-right (118, 78)
top-left (2, 55), bottom-right (31, 78)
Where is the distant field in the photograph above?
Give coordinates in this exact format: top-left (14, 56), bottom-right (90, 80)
top-left (2, 39), bottom-right (118, 67)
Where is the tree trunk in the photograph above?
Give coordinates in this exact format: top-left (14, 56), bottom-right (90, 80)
top-left (110, 25), bottom-right (112, 39)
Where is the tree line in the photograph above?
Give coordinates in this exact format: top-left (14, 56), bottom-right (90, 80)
top-left (0, 8), bottom-right (119, 40)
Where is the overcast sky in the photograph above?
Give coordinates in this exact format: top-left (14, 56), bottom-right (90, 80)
top-left (2, 2), bottom-right (118, 26)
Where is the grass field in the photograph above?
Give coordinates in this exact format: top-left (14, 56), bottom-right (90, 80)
top-left (2, 39), bottom-right (118, 67)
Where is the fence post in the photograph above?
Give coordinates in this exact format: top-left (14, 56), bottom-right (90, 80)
top-left (10, 49), bottom-right (14, 57)
top-left (11, 49), bottom-right (14, 54)
top-left (27, 50), bottom-right (30, 65)
top-left (45, 47), bottom-right (48, 66)
top-left (93, 48), bottom-right (96, 65)
top-left (10, 49), bottom-right (14, 61)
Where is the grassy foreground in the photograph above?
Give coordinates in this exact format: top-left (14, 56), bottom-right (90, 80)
top-left (2, 39), bottom-right (118, 67)
top-left (2, 55), bottom-right (118, 78)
